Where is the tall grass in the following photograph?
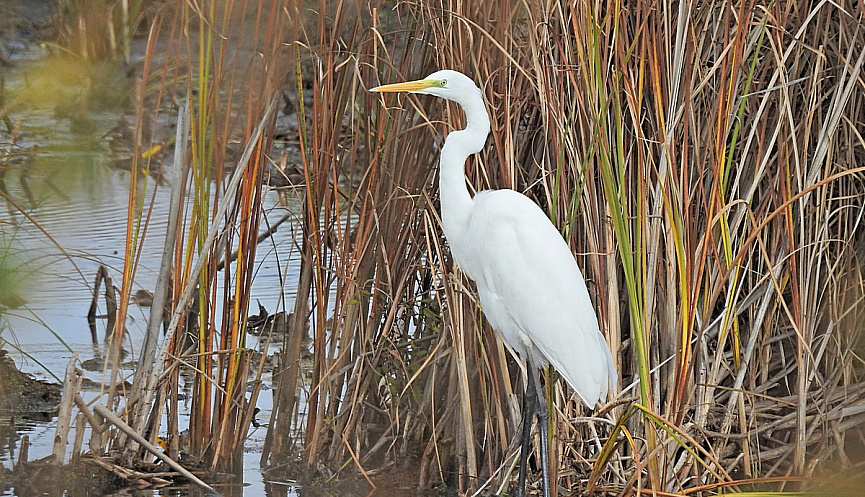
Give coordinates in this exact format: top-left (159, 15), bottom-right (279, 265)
top-left (64, 0), bottom-right (294, 474)
top-left (53, 0), bottom-right (147, 63)
top-left (272, 0), bottom-right (865, 494)
top-left (24, 0), bottom-right (862, 492)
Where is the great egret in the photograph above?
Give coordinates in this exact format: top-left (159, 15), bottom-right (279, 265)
top-left (371, 70), bottom-right (617, 497)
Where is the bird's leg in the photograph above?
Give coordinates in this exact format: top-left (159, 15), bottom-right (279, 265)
top-left (515, 358), bottom-right (552, 497)
top-left (515, 372), bottom-right (536, 497)
top-left (528, 360), bottom-right (552, 497)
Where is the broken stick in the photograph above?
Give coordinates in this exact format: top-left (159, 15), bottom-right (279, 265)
top-left (92, 404), bottom-right (219, 495)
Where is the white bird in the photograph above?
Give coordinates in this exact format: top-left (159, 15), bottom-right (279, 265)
top-left (371, 69), bottom-right (617, 497)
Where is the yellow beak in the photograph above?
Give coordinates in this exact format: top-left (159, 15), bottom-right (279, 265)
top-left (370, 79), bottom-right (437, 93)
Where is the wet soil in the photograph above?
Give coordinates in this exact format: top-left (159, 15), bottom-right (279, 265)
top-left (0, 349), bottom-right (61, 417)
top-left (0, 348), bottom-right (66, 494)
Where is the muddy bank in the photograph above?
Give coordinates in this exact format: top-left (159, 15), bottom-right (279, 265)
top-left (0, 349), bottom-right (61, 417)
top-left (0, 348), bottom-right (63, 492)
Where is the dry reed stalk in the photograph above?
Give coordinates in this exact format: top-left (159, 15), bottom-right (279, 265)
top-left (78, 0), bottom-right (293, 475)
top-left (54, 0), bottom-right (146, 63)
top-left (52, 353), bottom-right (81, 465)
top-left (277, 0), bottom-right (865, 495)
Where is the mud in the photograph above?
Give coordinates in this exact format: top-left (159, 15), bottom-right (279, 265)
top-left (0, 349), bottom-right (61, 417)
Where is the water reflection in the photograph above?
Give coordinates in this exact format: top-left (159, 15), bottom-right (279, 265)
top-left (1, 160), bottom-right (303, 367)
top-left (115, 481), bottom-right (302, 497)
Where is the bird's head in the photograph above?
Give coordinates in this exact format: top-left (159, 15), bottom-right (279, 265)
top-left (371, 69), bottom-right (482, 107)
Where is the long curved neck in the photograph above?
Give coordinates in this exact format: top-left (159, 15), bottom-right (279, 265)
top-left (438, 96), bottom-right (490, 264)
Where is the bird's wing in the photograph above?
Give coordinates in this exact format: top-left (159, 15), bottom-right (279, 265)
top-left (464, 190), bottom-right (616, 407)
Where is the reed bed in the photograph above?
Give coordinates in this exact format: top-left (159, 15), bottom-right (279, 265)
top-left (274, 0), bottom-right (865, 494)
top-left (12, 0), bottom-right (863, 494)
top-left (63, 0), bottom-right (294, 479)
top-left (53, 0), bottom-right (148, 63)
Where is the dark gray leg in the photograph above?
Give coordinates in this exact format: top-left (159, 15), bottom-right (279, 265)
top-left (515, 372), bottom-right (536, 497)
top-left (515, 357), bottom-right (552, 497)
top-left (528, 358), bottom-right (552, 497)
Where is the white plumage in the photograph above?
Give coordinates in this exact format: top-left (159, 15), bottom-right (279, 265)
top-left (464, 188), bottom-right (617, 407)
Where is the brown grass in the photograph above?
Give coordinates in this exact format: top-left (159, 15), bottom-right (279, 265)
top-left (269, 0), bottom-right (865, 494)
top-left (33, 0), bottom-right (863, 493)
top-left (73, 0), bottom-right (294, 474)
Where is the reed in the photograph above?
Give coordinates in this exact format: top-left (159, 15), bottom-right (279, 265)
top-left (53, 0), bottom-right (147, 63)
top-left (273, 0), bottom-right (865, 494)
top-left (73, 0), bottom-right (293, 475)
top-left (16, 0), bottom-right (861, 493)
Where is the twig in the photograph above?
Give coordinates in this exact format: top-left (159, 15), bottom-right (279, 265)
top-left (93, 404), bottom-right (219, 495)
top-left (72, 413), bottom-right (86, 462)
top-left (129, 98), bottom-right (189, 435)
top-left (73, 393), bottom-right (106, 433)
top-left (87, 266), bottom-right (117, 345)
top-left (16, 434), bottom-right (29, 468)
top-left (84, 454), bottom-right (172, 486)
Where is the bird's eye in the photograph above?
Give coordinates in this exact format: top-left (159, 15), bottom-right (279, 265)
top-left (439, 79), bottom-right (447, 87)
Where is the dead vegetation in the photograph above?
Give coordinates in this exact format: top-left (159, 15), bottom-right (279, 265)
top-left (277, 0), bottom-right (865, 494)
top-left (4, 0), bottom-right (865, 495)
